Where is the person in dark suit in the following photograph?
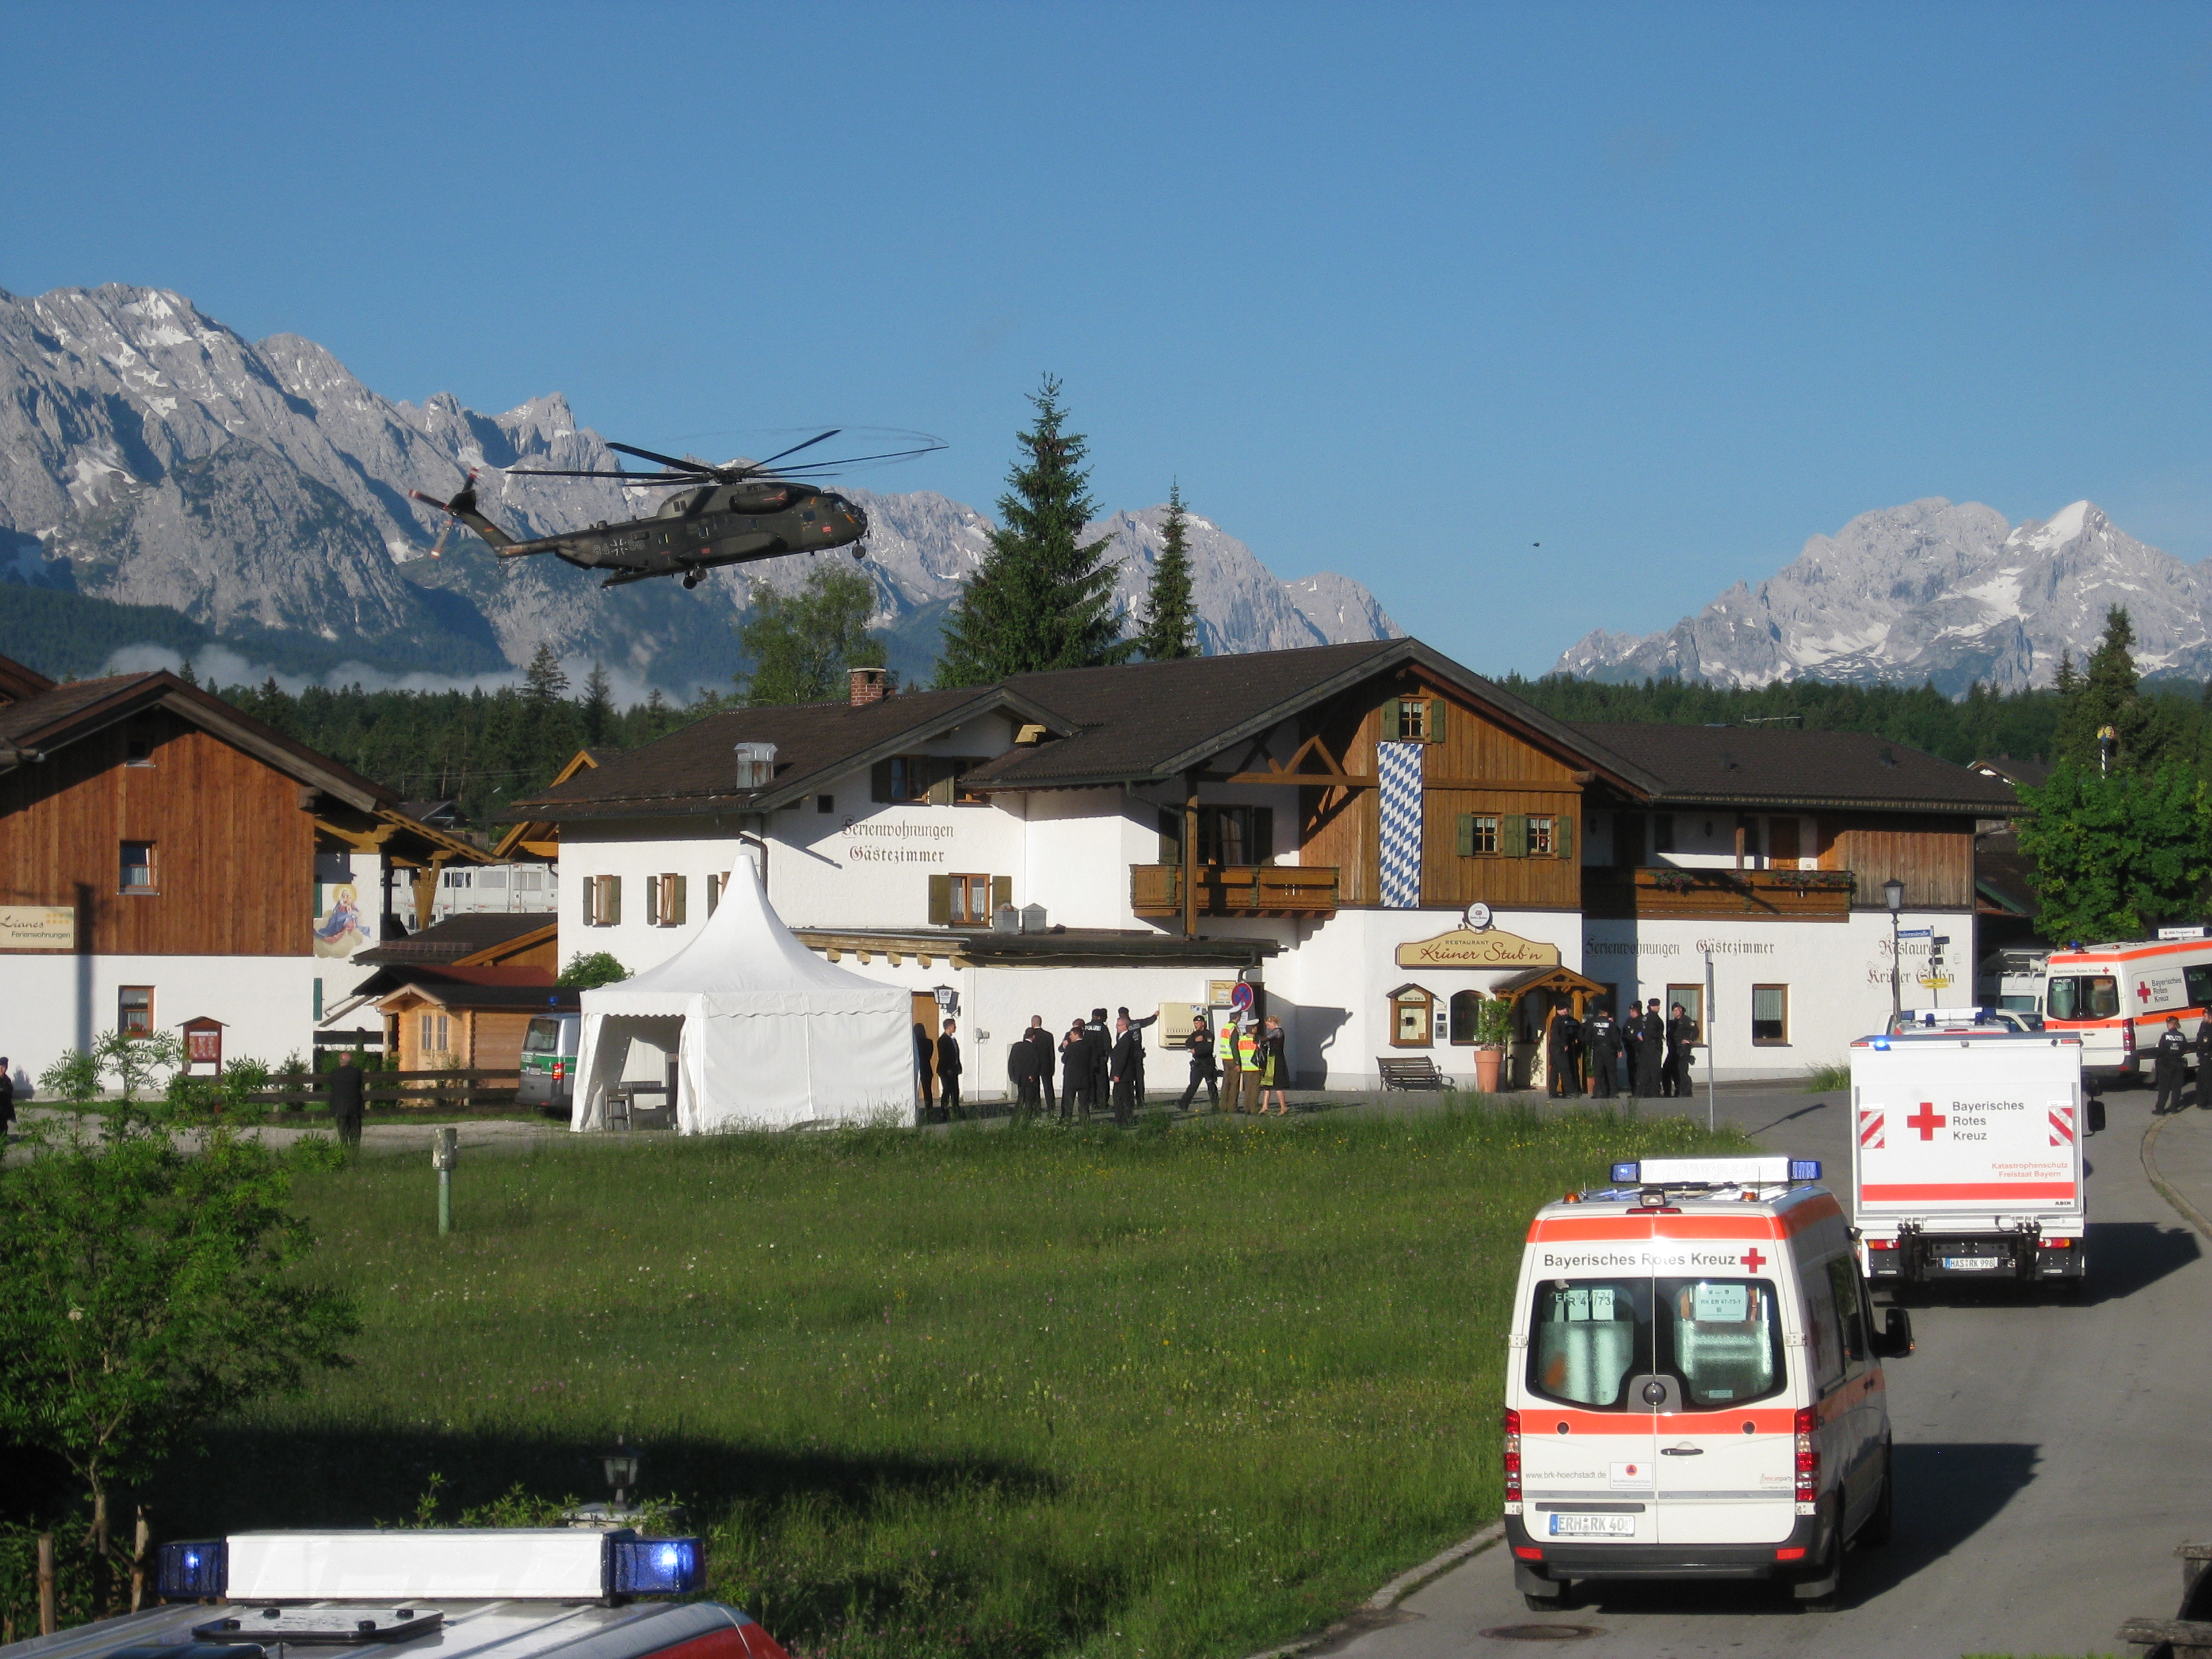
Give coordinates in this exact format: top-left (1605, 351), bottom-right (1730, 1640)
top-left (1109, 1016), bottom-right (1143, 1126)
top-left (1008, 1029), bottom-right (1041, 1118)
top-left (327, 1050), bottom-right (365, 1147)
top-left (1545, 1004), bottom-right (1582, 1099)
top-left (1176, 1015), bottom-right (1219, 1111)
top-left (1086, 1007), bottom-right (1111, 1111)
top-left (1026, 1016), bottom-right (1057, 1116)
top-left (1634, 999), bottom-right (1667, 1097)
top-left (1584, 1004), bottom-right (1621, 1099)
top-left (935, 1019), bottom-right (963, 1120)
top-left (0, 1054), bottom-right (17, 1141)
top-left (1059, 1020), bottom-right (1091, 1120)
top-left (913, 1021), bottom-right (936, 1119)
top-left (1666, 1003), bottom-right (1698, 1098)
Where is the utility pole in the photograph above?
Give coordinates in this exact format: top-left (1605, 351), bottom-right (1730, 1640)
top-left (1703, 949), bottom-right (1716, 1134)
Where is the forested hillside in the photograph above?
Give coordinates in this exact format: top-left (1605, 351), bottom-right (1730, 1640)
top-left (1500, 673), bottom-right (2076, 766)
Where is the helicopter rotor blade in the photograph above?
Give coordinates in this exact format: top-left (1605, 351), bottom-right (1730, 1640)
top-left (745, 438), bottom-right (951, 477)
top-left (737, 429), bottom-right (841, 472)
top-left (607, 441), bottom-right (724, 475)
top-left (506, 466), bottom-right (708, 482)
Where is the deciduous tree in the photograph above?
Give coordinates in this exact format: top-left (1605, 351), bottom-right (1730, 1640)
top-left (0, 1123), bottom-right (355, 1577)
top-left (735, 565), bottom-right (887, 705)
top-left (2017, 760), bottom-right (2212, 942)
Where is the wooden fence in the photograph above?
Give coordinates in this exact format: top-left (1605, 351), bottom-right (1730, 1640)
top-left (240, 1069), bottom-right (525, 1111)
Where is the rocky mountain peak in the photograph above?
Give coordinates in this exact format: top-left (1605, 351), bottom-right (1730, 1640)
top-left (1555, 496), bottom-right (2205, 693)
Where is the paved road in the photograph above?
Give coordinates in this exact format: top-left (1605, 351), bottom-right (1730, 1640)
top-left (1322, 1080), bottom-right (2212, 1659)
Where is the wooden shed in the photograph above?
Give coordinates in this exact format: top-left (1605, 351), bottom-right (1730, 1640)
top-left (375, 968), bottom-right (578, 1072)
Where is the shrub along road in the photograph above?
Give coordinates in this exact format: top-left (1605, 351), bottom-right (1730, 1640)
top-left (1322, 1080), bottom-right (2212, 1659)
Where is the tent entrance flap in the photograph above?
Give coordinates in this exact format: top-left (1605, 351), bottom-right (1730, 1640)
top-left (573, 1013), bottom-right (683, 1130)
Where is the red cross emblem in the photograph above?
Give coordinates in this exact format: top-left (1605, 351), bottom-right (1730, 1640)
top-left (1906, 1101), bottom-right (1946, 1140)
top-left (2137, 981), bottom-right (2154, 1004)
top-left (1742, 1248), bottom-right (1767, 1273)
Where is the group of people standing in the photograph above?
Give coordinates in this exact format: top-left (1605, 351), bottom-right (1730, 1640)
top-left (1543, 999), bottom-right (1698, 1100)
top-left (913, 1005), bottom-right (1289, 1128)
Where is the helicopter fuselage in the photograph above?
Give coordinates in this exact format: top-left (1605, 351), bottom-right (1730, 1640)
top-left (505, 483), bottom-right (869, 587)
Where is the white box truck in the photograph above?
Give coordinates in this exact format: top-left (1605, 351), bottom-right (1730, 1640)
top-left (1848, 1029), bottom-right (2100, 1290)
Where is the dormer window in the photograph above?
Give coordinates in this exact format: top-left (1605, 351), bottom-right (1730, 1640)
top-left (1383, 697), bottom-right (1445, 743)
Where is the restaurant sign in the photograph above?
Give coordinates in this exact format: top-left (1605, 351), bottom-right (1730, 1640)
top-left (1395, 926), bottom-right (1560, 969)
top-left (0, 906), bottom-right (75, 949)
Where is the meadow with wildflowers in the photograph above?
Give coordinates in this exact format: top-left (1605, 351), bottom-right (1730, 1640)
top-left (155, 1102), bottom-right (1748, 1659)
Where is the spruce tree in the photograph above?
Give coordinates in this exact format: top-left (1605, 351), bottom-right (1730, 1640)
top-left (523, 642), bottom-right (569, 703)
top-left (1134, 481), bottom-right (1200, 661)
top-left (580, 662), bottom-right (614, 747)
top-left (2051, 607), bottom-right (2173, 773)
top-left (937, 375), bottom-right (1131, 686)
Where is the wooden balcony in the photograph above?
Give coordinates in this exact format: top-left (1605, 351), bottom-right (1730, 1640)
top-left (1130, 863), bottom-right (1340, 918)
top-left (1582, 865), bottom-right (1856, 923)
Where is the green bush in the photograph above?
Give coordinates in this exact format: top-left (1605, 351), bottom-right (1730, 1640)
top-left (558, 951), bottom-right (628, 989)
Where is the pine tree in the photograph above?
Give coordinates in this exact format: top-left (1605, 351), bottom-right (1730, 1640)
top-left (580, 662), bottom-right (614, 747)
top-left (2051, 607), bottom-right (2173, 773)
top-left (523, 643), bottom-right (569, 703)
top-left (1134, 481), bottom-right (1200, 661)
top-left (937, 375), bottom-right (1132, 686)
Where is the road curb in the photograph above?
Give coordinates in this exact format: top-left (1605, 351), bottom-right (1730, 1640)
top-left (2142, 1111), bottom-right (2212, 1244)
top-left (1237, 1521), bottom-right (1506, 1659)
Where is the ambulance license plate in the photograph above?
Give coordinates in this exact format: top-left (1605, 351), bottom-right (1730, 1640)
top-left (1944, 1256), bottom-right (2001, 1271)
top-left (1547, 1514), bottom-right (1635, 1537)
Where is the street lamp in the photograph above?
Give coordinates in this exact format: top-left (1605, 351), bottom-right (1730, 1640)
top-left (1883, 878), bottom-right (1906, 1021)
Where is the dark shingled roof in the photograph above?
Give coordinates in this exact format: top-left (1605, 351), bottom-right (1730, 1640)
top-left (505, 685), bottom-right (1075, 821)
top-left (354, 912), bottom-right (557, 966)
top-left (1570, 723), bottom-right (2021, 815)
top-left (512, 640), bottom-right (1641, 822)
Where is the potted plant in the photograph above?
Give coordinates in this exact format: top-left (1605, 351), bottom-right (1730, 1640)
top-left (1473, 995), bottom-right (1516, 1093)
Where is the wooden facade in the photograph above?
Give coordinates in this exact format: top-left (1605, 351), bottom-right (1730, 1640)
top-left (1292, 670), bottom-right (1587, 911)
top-left (1582, 866), bottom-right (1857, 922)
top-left (1817, 813), bottom-right (1977, 912)
top-left (0, 707), bottom-right (313, 956)
top-left (381, 987), bottom-right (541, 1072)
top-left (1130, 863), bottom-right (1340, 917)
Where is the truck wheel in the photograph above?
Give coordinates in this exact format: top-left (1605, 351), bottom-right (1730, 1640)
top-left (1858, 1447), bottom-right (1894, 1548)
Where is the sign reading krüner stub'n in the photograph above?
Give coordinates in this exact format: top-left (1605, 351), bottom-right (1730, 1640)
top-left (1395, 926), bottom-right (1559, 969)
top-left (0, 906), bottom-right (75, 949)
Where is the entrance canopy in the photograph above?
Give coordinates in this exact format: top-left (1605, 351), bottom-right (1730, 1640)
top-left (573, 859), bottom-right (909, 1132)
top-left (1492, 964), bottom-right (1610, 1012)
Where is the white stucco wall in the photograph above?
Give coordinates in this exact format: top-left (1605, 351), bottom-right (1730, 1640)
top-left (0, 954), bottom-right (328, 1090)
top-left (1581, 908), bottom-right (1970, 1082)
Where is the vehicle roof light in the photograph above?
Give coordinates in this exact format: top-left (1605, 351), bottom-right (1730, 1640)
top-left (211, 1530), bottom-right (701, 1601)
top-left (157, 1540), bottom-right (228, 1600)
top-left (611, 1537), bottom-right (705, 1597)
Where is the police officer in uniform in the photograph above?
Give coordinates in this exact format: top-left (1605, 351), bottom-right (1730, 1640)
top-left (1176, 1015), bottom-right (1220, 1111)
top-left (1665, 1002), bottom-right (1698, 1098)
top-left (1584, 1003), bottom-right (1622, 1099)
top-left (1086, 1007), bottom-right (1112, 1113)
top-left (1059, 1019), bottom-right (1091, 1119)
top-left (1545, 1002), bottom-right (1582, 1099)
top-left (1635, 998), bottom-right (1667, 1097)
top-left (2152, 1015), bottom-right (2191, 1115)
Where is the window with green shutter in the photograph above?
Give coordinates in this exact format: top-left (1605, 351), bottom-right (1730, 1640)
top-left (1556, 813), bottom-right (1575, 861)
top-left (1380, 699), bottom-right (1403, 741)
top-left (1502, 814), bottom-right (1529, 857)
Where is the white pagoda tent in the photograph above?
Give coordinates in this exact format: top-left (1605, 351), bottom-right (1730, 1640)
top-left (571, 857), bottom-right (910, 1132)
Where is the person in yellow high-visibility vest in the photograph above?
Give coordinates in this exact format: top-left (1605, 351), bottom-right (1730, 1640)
top-left (1216, 1017), bottom-right (1246, 1115)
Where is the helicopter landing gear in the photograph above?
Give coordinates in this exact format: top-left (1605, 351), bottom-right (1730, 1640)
top-left (851, 544), bottom-right (868, 560)
top-left (681, 570), bottom-right (702, 590)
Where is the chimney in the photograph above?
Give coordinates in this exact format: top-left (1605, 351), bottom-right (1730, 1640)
top-left (849, 667), bottom-right (890, 706)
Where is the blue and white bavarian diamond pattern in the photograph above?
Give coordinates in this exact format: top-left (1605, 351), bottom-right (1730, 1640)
top-left (1378, 740), bottom-right (1425, 908)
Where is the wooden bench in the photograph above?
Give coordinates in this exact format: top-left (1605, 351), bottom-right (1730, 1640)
top-left (1378, 1057), bottom-right (1449, 1091)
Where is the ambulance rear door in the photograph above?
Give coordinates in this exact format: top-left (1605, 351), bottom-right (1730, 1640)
top-left (1854, 1036), bottom-right (2083, 1229)
top-left (1648, 1245), bottom-right (1798, 1546)
top-left (1519, 1250), bottom-right (1660, 1549)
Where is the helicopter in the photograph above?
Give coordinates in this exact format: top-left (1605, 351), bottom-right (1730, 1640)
top-left (407, 430), bottom-right (941, 590)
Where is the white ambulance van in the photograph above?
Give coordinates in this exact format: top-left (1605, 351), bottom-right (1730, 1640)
top-left (0, 1528), bottom-right (787, 1659)
top-left (1849, 1028), bottom-right (2097, 1289)
top-left (2040, 934), bottom-right (2212, 1085)
top-left (1505, 1156), bottom-right (1913, 1610)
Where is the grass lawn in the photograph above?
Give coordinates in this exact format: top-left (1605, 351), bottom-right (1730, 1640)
top-left (153, 1102), bottom-right (1748, 1659)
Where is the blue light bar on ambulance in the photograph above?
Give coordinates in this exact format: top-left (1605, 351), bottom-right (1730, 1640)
top-left (611, 1536), bottom-right (704, 1596)
top-left (156, 1540), bottom-right (226, 1599)
top-left (156, 1530), bottom-right (706, 1601)
top-left (1606, 1157), bottom-right (1820, 1187)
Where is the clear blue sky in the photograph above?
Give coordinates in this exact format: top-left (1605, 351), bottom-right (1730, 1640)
top-left (4, 3), bottom-right (2207, 674)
